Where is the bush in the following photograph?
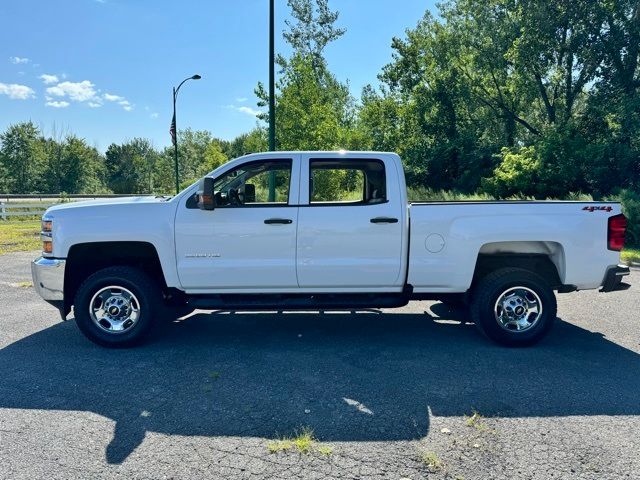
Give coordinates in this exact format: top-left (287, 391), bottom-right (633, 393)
top-left (407, 186), bottom-right (494, 202)
top-left (482, 146), bottom-right (541, 198)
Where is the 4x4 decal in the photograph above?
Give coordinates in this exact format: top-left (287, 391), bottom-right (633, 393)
top-left (582, 205), bottom-right (613, 212)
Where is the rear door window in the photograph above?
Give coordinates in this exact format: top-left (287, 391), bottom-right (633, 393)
top-left (309, 159), bottom-right (386, 205)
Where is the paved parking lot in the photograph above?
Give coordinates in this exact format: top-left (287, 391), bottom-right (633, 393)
top-left (0, 251), bottom-right (638, 479)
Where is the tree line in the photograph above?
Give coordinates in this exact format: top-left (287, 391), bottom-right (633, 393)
top-left (0, 122), bottom-right (266, 195)
top-left (1, 0), bottom-right (638, 241)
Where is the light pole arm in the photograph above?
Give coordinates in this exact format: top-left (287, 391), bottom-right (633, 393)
top-left (174, 77), bottom-right (191, 98)
top-left (171, 75), bottom-right (201, 195)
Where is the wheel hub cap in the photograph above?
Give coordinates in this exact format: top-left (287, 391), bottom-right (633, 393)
top-left (494, 286), bottom-right (543, 332)
top-left (89, 286), bottom-right (140, 334)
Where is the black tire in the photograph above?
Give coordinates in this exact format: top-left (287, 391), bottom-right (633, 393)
top-left (470, 268), bottom-right (557, 347)
top-left (74, 266), bottom-right (161, 347)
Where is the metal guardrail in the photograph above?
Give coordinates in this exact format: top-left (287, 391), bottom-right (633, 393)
top-left (0, 194), bottom-right (143, 220)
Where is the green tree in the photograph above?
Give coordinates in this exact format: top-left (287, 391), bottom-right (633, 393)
top-left (105, 138), bottom-right (159, 194)
top-left (223, 128), bottom-right (268, 159)
top-left (0, 122), bottom-right (47, 193)
top-left (203, 140), bottom-right (227, 173)
top-left (0, 161), bottom-right (9, 192)
top-left (370, 12), bottom-right (496, 191)
top-left (46, 135), bottom-right (107, 194)
top-left (362, 0), bottom-right (640, 196)
top-left (169, 129), bottom-right (228, 187)
top-left (282, 0), bottom-right (345, 73)
top-left (255, 0), bottom-right (356, 151)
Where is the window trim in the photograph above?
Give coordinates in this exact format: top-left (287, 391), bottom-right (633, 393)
top-left (307, 158), bottom-right (388, 207)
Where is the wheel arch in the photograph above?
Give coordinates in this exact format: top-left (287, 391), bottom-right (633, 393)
top-left (472, 241), bottom-right (566, 289)
top-left (64, 241), bottom-right (168, 314)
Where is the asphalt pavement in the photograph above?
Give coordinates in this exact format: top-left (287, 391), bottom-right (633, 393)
top-left (0, 251), bottom-right (638, 479)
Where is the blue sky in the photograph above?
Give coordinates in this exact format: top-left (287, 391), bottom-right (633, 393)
top-left (0, 0), bottom-right (435, 152)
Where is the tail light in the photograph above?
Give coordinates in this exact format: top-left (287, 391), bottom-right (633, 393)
top-left (608, 214), bottom-right (627, 251)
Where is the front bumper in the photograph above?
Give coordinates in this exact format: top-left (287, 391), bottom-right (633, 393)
top-left (600, 264), bottom-right (631, 292)
top-left (31, 256), bottom-right (66, 301)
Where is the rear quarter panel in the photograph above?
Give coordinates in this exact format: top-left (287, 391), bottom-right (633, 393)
top-left (407, 202), bottom-right (622, 292)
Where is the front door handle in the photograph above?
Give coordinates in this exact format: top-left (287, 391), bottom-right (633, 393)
top-left (264, 218), bottom-right (293, 225)
top-left (370, 217), bottom-right (399, 224)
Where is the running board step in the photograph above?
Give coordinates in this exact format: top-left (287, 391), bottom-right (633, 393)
top-left (187, 293), bottom-right (409, 311)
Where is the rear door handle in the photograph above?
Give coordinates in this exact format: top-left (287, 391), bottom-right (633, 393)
top-left (264, 218), bottom-right (293, 225)
top-left (370, 217), bottom-right (398, 224)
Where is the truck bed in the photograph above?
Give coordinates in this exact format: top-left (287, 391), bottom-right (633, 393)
top-left (407, 201), bottom-right (622, 292)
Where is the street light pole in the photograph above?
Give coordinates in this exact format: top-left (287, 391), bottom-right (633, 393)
top-left (172, 86), bottom-right (179, 194)
top-left (172, 74), bottom-right (201, 194)
top-left (268, 0), bottom-right (276, 201)
top-left (269, 0), bottom-right (276, 151)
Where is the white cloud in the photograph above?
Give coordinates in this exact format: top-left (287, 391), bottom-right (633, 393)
top-left (47, 80), bottom-right (98, 102)
top-left (40, 74), bottom-right (59, 84)
top-left (0, 82), bottom-right (35, 100)
top-left (103, 93), bottom-right (124, 102)
top-left (104, 93), bottom-right (133, 110)
top-left (9, 56), bottom-right (29, 64)
top-left (118, 99), bottom-right (133, 111)
top-left (150, 112), bottom-right (159, 119)
top-left (236, 97), bottom-right (248, 103)
top-left (46, 100), bottom-right (70, 108)
top-left (225, 104), bottom-right (263, 116)
top-left (237, 106), bottom-right (262, 116)
top-left (42, 80), bottom-right (133, 111)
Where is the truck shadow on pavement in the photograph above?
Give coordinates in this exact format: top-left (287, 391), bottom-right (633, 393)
top-left (1, 305), bottom-right (639, 464)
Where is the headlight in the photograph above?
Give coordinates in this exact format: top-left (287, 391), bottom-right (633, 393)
top-left (42, 218), bottom-right (52, 233)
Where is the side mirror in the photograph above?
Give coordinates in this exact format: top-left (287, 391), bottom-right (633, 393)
top-left (197, 177), bottom-right (216, 210)
top-left (244, 183), bottom-right (256, 203)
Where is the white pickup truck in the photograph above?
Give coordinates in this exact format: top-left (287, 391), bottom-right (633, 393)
top-left (32, 151), bottom-right (630, 347)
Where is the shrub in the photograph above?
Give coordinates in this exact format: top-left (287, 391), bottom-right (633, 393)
top-left (407, 186), bottom-right (494, 202)
top-left (482, 146), bottom-right (541, 198)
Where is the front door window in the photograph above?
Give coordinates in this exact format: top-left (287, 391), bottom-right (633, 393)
top-left (214, 160), bottom-right (292, 207)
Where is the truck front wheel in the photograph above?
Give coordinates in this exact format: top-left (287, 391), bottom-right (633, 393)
top-left (470, 268), bottom-right (557, 347)
top-left (73, 266), bottom-right (160, 347)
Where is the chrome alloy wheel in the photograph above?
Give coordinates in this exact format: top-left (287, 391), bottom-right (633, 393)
top-left (89, 285), bottom-right (140, 334)
top-left (494, 286), bottom-right (543, 332)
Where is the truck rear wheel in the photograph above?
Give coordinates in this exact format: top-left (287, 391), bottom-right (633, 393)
top-left (74, 266), bottom-right (160, 347)
top-left (470, 268), bottom-right (556, 347)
